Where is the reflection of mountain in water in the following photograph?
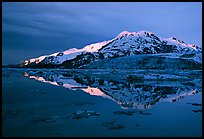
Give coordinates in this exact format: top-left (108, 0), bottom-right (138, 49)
top-left (24, 70), bottom-right (201, 109)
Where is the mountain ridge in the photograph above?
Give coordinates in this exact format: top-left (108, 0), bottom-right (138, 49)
top-left (19, 30), bottom-right (202, 69)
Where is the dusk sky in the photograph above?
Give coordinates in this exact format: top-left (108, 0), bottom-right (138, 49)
top-left (2, 2), bottom-right (202, 65)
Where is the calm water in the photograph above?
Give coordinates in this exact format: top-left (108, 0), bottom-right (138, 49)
top-left (2, 68), bottom-right (202, 137)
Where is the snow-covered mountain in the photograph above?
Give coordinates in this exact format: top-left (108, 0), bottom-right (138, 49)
top-left (21, 40), bottom-right (111, 66)
top-left (98, 31), bottom-right (201, 58)
top-left (20, 30), bottom-right (202, 68)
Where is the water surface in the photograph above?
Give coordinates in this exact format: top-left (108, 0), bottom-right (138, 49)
top-left (2, 68), bottom-right (202, 137)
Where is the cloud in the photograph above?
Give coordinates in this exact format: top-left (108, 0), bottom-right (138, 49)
top-left (2, 2), bottom-right (202, 64)
top-left (3, 2), bottom-right (202, 38)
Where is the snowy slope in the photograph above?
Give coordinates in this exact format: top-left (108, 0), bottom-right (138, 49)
top-left (21, 40), bottom-right (112, 66)
top-left (20, 30), bottom-right (201, 67)
top-left (98, 31), bottom-right (201, 58)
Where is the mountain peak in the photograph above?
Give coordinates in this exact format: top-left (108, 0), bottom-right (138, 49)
top-left (20, 30), bottom-right (201, 68)
top-left (116, 31), bottom-right (132, 38)
top-left (136, 30), bottom-right (155, 36)
top-left (116, 30), bottom-right (156, 39)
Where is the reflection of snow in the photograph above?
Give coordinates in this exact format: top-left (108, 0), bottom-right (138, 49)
top-left (63, 84), bottom-right (78, 90)
top-left (160, 90), bottom-right (197, 103)
top-left (25, 70), bottom-right (201, 110)
top-left (24, 72), bottom-right (29, 76)
top-left (82, 87), bottom-right (107, 97)
top-left (29, 76), bottom-right (59, 86)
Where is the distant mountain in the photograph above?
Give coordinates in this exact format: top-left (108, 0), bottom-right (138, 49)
top-left (20, 40), bottom-right (111, 67)
top-left (19, 30), bottom-right (202, 69)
